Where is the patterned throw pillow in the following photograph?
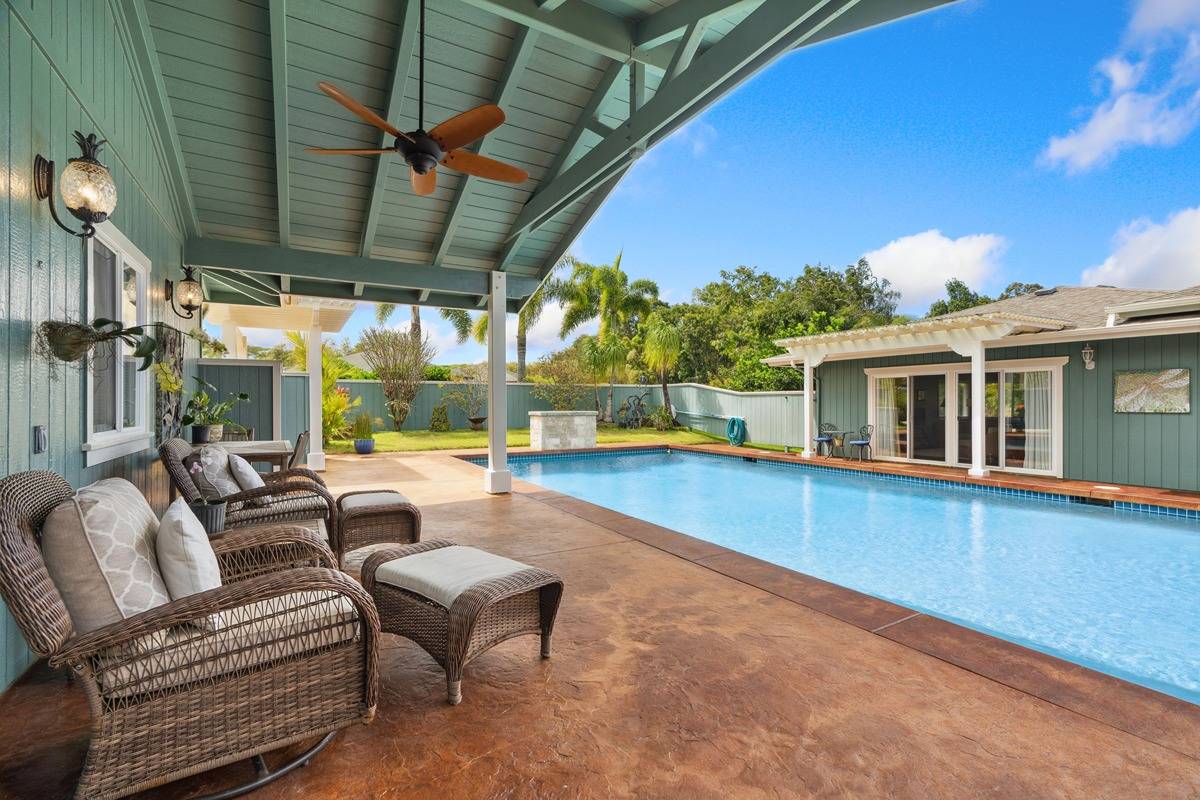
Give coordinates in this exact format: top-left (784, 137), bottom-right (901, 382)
top-left (42, 478), bottom-right (170, 634)
top-left (189, 445), bottom-right (242, 501)
top-left (227, 453), bottom-right (271, 507)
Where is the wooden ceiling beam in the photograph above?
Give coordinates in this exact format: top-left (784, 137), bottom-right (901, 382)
top-left (268, 0), bottom-right (291, 247)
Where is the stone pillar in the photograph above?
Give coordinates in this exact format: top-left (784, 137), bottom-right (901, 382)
top-left (484, 272), bottom-right (511, 494)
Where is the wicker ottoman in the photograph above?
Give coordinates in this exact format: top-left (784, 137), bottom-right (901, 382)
top-left (335, 490), bottom-right (421, 569)
top-left (361, 539), bottom-right (564, 705)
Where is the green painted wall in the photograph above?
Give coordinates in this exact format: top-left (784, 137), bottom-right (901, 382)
top-left (816, 335), bottom-right (1200, 491)
top-left (1, 0), bottom-right (198, 689)
top-left (197, 361), bottom-right (277, 439)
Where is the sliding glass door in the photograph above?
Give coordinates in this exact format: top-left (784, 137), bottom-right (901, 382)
top-left (874, 377), bottom-right (908, 458)
top-left (911, 374), bottom-right (946, 462)
top-left (1004, 370), bottom-right (1053, 472)
top-left (956, 372), bottom-right (999, 468)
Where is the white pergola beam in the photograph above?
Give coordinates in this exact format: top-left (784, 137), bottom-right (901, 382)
top-left (431, 28), bottom-right (538, 266)
top-left (306, 316), bottom-right (325, 471)
top-left (506, 0), bottom-right (863, 241)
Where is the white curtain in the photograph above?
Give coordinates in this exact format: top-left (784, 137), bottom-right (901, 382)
top-left (875, 378), bottom-right (900, 457)
top-left (1023, 370), bottom-right (1052, 471)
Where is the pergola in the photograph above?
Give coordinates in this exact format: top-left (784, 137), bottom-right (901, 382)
top-left (132, 0), bottom-right (954, 490)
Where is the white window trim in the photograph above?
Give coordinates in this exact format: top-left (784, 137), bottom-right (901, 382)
top-left (865, 356), bottom-right (1068, 478)
top-left (84, 223), bottom-right (153, 467)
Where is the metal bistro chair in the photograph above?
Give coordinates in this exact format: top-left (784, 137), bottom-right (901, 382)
top-left (848, 425), bottom-right (874, 461)
top-left (814, 422), bottom-right (837, 457)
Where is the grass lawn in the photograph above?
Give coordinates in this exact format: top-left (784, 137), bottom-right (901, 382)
top-left (326, 425), bottom-right (719, 453)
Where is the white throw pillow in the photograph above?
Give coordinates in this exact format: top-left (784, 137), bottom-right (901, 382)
top-left (228, 453), bottom-right (271, 507)
top-left (190, 445), bottom-right (242, 501)
top-left (157, 499), bottom-right (223, 630)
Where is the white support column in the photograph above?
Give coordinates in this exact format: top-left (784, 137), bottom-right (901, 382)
top-left (968, 339), bottom-right (988, 478)
top-left (221, 324), bottom-right (246, 358)
top-left (484, 271), bottom-right (511, 494)
top-left (801, 359), bottom-right (815, 459)
top-left (306, 316), bottom-right (326, 471)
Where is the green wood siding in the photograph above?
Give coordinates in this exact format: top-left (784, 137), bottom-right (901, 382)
top-left (1, 0), bottom-right (198, 690)
top-left (816, 336), bottom-right (1200, 491)
top-left (197, 361), bottom-right (277, 439)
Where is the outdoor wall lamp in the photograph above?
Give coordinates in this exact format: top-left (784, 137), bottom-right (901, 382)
top-left (1081, 343), bottom-right (1096, 371)
top-left (33, 131), bottom-right (118, 239)
top-left (165, 266), bottom-right (204, 319)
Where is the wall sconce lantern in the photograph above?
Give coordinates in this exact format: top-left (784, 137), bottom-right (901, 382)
top-left (166, 266), bottom-right (203, 319)
top-left (34, 131), bottom-right (118, 239)
top-left (1081, 343), bottom-right (1096, 371)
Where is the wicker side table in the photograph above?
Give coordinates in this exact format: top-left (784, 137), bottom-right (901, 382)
top-left (361, 539), bottom-right (564, 705)
top-left (335, 490), bottom-right (421, 568)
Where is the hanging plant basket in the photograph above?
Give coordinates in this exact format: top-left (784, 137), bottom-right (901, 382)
top-left (37, 318), bottom-right (163, 372)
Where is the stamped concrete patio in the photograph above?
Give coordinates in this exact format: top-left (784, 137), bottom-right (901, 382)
top-left (0, 451), bottom-right (1197, 799)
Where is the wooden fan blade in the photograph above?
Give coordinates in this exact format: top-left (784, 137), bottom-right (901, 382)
top-left (411, 168), bottom-right (437, 196)
top-left (316, 82), bottom-right (412, 142)
top-left (441, 150), bottom-right (528, 183)
top-left (429, 104), bottom-right (505, 151)
top-left (306, 147), bottom-right (393, 155)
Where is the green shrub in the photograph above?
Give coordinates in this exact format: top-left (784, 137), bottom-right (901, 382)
top-left (424, 364), bottom-right (452, 381)
top-left (429, 403), bottom-right (450, 432)
top-left (649, 405), bottom-right (675, 431)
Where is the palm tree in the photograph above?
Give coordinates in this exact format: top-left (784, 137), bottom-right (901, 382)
top-left (374, 302), bottom-right (421, 340)
top-left (440, 256), bottom-right (570, 381)
top-left (559, 252), bottom-right (658, 420)
top-left (578, 335), bottom-right (626, 420)
top-left (642, 313), bottom-right (681, 417)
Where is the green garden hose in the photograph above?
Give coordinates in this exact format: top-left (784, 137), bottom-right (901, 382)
top-left (726, 416), bottom-right (747, 446)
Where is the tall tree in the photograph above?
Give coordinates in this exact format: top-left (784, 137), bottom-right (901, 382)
top-left (642, 313), bottom-right (682, 416)
top-left (357, 327), bottom-right (436, 430)
top-left (559, 253), bottom-right (658, 420)
top-left (441, 256), bottom-right (571, 381)
top-left (374, 302), bottom-right (422, 340)
top-left (926, 279), bottom-right (993, 317)
top-left (998, 281), bottom-right (1044, 299)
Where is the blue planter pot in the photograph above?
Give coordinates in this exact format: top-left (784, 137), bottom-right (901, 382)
top-left (354, 439), bottom-right (375, 455)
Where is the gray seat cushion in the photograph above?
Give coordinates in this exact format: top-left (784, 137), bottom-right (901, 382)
top-left (340, 491), bottom-right (410, 512)
top-left (374, 545), bottom-right (532, 609)
top-left (225, 494), bottom-right (329, 527)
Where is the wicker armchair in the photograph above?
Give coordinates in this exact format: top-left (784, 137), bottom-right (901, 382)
top-left (288, 430), bottom-right (311, 470)
top-left (159, 438), bottom-right (337, 539)
top-left (0, 470), bottom-right (379, 800)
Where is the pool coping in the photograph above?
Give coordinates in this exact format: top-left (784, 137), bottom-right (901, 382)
top-left (457, 446), bottom-right (1200, 763)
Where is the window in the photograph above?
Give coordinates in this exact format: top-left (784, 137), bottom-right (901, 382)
top-left (84, 226), bottom-right (151, 466)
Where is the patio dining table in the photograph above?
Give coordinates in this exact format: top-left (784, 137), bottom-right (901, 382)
top-left (190, 439), bottom-right (295, 470)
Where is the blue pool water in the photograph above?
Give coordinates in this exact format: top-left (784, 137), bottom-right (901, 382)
top-left (504, 450), bottom-right (1200, 704)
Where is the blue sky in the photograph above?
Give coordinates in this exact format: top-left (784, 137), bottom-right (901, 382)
top-left (224, 0), bottom-right (1200, 363)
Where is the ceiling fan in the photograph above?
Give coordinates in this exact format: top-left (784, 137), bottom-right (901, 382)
top-left (305, 0), bottom-right (528, 196)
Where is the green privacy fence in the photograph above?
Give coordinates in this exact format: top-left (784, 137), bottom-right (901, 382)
top-left (194, 363), bottom-right (808, 447)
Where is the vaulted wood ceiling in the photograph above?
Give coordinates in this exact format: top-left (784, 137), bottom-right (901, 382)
top-left (130, 0), bottom-right (955, 312)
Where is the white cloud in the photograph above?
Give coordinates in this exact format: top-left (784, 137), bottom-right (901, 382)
top-left (1081, 206), bottom-right (1200, 288)
top-left (1041, 2), bottom-right (1200, 173)
top-left (862, 229), bottom-right (1008, 312)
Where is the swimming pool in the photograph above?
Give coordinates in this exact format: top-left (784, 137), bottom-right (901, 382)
top-left (500, 449), bottom-right (1200, 704)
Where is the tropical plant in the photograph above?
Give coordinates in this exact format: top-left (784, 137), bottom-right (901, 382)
top-left (529, 349), bottom-right (589, 411)
top-left (188, 328), bottom-right (228, 358)
top-left (641, 312), bottom-right (682, 416)
top-left (576, 334), bottom-right (628, 421)
top-left (181, 377), bottom-right (249, 427)
top-left (441, 255), bottom-right (572, 381)
top-left (152, 362), bottom-right (184, 394)
top-left (442, 365), bottom-right (488, 428)
top-left (429, 403), bottom-right (450, 432)
top-left (357, 327), bottom-right (436, 430)
top-left (323, 383), bottom-right (360, 440)
top-left (375, 302), bottom-right (423, 341)
top-left (351, 412), bottom-right (378, 440)
top-left (648, 404), bottom-right (675, 431)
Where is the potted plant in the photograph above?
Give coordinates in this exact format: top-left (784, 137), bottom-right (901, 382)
top-left (444, 365), bottom-right (489, 431)
top-left (181, 377), bottom-right (250, 444)
top-left (351, 412), bottom-right (378, 455)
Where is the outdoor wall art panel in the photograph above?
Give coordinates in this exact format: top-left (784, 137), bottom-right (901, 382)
top-left (1113, 369), bottom-right (1191, 414)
